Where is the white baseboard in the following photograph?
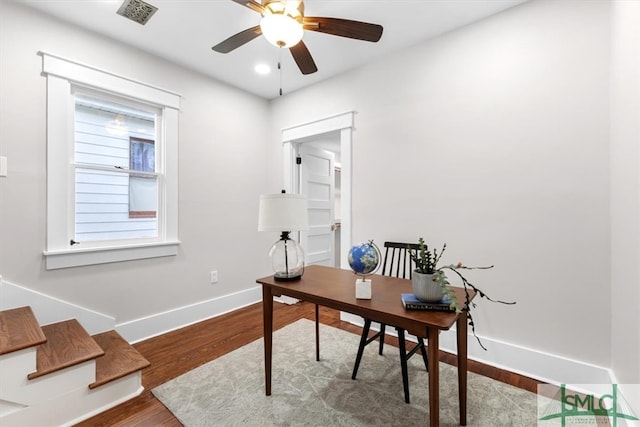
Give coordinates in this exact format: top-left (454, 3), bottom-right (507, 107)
top-left (0, 273), bottom-right (618, 398)
top-left (116, 286), bottom-right (263, 343)
top-left (340, 312), bottom-right (613, 390)
top-left (275, 295), bottom-right (300, 305)
top-left (0, 276), bottom-right (115, 334)
top-left (0, 274), bottom-right (262, 345)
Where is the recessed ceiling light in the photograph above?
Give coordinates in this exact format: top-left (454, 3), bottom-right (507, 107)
top-left (254, 63), bottom-right (271, 75)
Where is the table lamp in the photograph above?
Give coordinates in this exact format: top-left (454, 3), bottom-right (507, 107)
top-left (258, 191), bottom-right (309, 281)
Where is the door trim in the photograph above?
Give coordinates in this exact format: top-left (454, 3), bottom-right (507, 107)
top-left (281, 111), bottom-right (353, 269)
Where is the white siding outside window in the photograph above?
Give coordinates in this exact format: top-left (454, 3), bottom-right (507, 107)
top-left (74, 95), bottom-right (158, 242)
top-left (41, 53), bottom-right (181, 269)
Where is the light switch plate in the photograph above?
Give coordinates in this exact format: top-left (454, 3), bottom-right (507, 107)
top-left (0, 156), bottom-right (7, 177)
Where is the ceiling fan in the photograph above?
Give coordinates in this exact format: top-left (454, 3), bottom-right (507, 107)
top-left (212, 0), bottom-right (383, 75)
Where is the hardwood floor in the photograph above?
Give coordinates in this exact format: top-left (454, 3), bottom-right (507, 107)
top-left (75, 301), bottom-right (543, 426)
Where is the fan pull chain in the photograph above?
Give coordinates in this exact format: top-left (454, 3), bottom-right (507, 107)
top-left (278, 61), bottom-right (282, 96)
top-left (278, 47), bottom-right (284, 96)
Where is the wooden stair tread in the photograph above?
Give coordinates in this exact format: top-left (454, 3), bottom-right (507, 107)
top-left (0, 306), bottom-right (47, 356)
top-left (90, 330), bottom-right (150, 389)
top-left (28, 319), bottom-right (105, 380)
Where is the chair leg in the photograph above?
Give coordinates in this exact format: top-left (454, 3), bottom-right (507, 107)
top-left (315, 304), bottom-right (320, 362)
top-left (378, 323), bottom-right (386, 355)
top-left (397, 328), bottom-right (411, 404)
top-left (352, 319), bottom-right (372, 380)
top-left (418, 338), bottom-right (429, 371)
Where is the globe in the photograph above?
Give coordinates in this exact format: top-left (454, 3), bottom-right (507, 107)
top-left (348, 241), bottom-right (381, 277)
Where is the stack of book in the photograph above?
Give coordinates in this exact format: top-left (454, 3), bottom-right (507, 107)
top-left (401, 293), bottom-right (455, 311)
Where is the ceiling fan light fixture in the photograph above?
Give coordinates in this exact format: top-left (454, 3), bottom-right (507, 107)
top-left (260, 13), bottom-right (303, 48)
top-left (212, 0), bottom-right (383, 76)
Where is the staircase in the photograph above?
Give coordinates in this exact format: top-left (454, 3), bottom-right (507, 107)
top-left (0, 306), bottom-right (150, 426)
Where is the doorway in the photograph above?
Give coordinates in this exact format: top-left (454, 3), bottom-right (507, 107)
top-left (281, 111), bottom-right (353, 270)
top-left (297, 137), bottom-right (339, 267)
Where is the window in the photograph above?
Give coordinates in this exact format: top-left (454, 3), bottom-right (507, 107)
top-left (42, 53), bottom-right (180, 269)
top-left (74, 94), bottom-right (159, 240)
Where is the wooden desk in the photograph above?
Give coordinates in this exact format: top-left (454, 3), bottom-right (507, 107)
top-left (257, 264), bottom-right (473, 427)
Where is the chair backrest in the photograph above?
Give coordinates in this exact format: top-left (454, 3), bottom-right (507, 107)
top-left (380, 241), bottom-right (420, 279)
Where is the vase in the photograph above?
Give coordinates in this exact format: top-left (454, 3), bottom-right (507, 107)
top-left (411, 271), bottom-right (442, 302)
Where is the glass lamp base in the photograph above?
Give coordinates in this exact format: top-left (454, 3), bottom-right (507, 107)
top-left (269, 232), bottom-right (305, 281)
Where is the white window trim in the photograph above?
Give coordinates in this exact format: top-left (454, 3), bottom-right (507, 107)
top-left (41, 52), bottom-right (180, 269)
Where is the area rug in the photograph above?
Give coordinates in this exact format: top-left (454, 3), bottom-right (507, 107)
top-left (152, 319), bottom-right (538, 426)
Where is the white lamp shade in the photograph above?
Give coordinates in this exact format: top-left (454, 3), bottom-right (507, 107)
top-left (258, 193), bottom-right (309, 232)
top-left (260, 14), bottom-right (304, 48)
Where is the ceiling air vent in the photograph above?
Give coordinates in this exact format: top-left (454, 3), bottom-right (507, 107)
top-left (117, 0), bottom-right (158, 25)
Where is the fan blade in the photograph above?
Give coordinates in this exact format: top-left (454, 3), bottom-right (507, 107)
top-left (303, 17), bottom-right (383, 42)
top-left (289, 41), bottom-right (318, 75)
top-left (231, 0), bottom-right (265, 14)
top-left (212, 26), bottom-right (262, 53)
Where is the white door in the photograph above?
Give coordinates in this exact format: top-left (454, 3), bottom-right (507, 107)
top-left (298, 144), bottom-right (335, 267)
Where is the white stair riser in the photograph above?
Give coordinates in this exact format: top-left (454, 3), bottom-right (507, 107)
top-left (0, 348), bottom-right (37, 404)
top-left (0, 398), bottom-right (26, 418)
top-left (0, 349), bottom-right (96, 405)
top-left (1, 373), bottom-right (144, 427)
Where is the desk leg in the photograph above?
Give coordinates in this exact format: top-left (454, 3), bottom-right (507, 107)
top-left (457, 314), bottom-right (468, 426)
top-left (315, 304), bottom-right (320, 361)
top-left (427, 327), bottom-right (440, 427)
top-left (262, 285), bottom-right (273, 396)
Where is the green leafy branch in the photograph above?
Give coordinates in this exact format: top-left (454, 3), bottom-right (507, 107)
top-left (409, 239), bottom-right (516, 351)
top-left (438, 263), bottom-right (515, 350)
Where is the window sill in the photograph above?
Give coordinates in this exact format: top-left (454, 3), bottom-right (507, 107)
top-left (43, 241), bottom-right (180, 270)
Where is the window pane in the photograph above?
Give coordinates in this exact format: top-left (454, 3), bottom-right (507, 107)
top-left (75, 94), bottom-right (155, 168)
top-left (128, 137), bottom-right (157, 218)
top-left (130, 137), bottom-right (155, 172)
top-left (129, 176), bottom-right (158, 218)
top-left (75, 168), bottom-right (158, 241)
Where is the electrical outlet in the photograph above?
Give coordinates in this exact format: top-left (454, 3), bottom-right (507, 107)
top-left (210, 270), bottom-right (218, 284)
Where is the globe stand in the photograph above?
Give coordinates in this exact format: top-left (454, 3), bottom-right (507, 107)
top-left (355, 276), bottom-right (372, 300)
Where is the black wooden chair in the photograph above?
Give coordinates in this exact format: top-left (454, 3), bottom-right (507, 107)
top-left (351, 241), bottom-right (429, 404)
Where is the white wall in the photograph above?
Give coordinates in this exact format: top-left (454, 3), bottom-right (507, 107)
top-left (610, 0), bottom-right (640, 401)
top-left (0, 1), bottom-right (273, 334)
top-left (271, 0), bottom-right (612, 373)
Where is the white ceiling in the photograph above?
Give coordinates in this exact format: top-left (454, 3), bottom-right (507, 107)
top-left (17, 0), bottom-right (527, 100)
